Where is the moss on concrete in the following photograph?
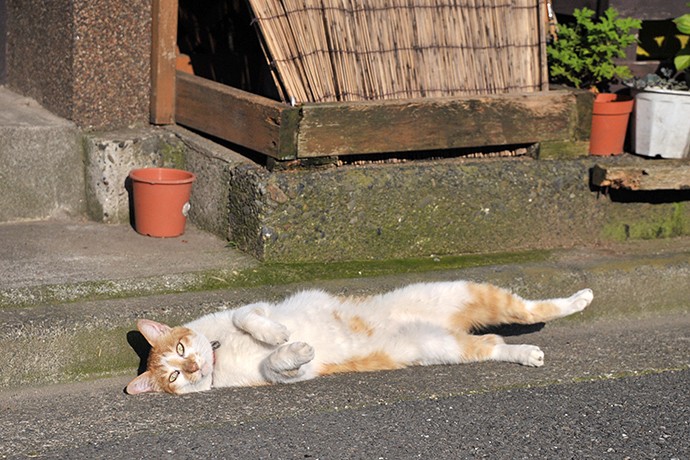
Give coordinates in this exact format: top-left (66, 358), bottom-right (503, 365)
top-left (539, 140), bottom-right (589, 159)
top-left (63, 326), bottom-right (139, 381)
top-left (233, 250), bottom-right (552, 287)
top-left (0, 249), bottom-right (552, 309)
top-left (1, 323), bottom-right (140, 388)
top-left (253, 159), bottom-right (597, 262)
top-left (221, 153), bottom-right (690, 263)
top-left (602, 202), bottom-right (690, 241)
top-left (159, 138), bottom-right (187, 170)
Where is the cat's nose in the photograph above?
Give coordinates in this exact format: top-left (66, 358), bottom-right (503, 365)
top-left (184, 361), bottom-right (200, 373)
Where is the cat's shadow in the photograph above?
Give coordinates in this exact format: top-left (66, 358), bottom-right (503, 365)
top-left (127, 330), bottom-right (151, 376)
top-left (473, 322), bottom-right (545, 336)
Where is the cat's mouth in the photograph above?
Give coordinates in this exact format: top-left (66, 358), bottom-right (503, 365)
top-left (201, 360), bottom-right (213, 377)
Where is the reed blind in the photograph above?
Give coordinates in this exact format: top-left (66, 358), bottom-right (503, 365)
top-left (247, 0), bottom-right (546, 104)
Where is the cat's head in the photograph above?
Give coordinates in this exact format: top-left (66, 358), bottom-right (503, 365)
top-left (126, 319), bottom-right (215, 395)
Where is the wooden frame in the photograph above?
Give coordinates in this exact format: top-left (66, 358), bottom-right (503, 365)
top-left (152, 0), bottom-right (584, 160)
top-left (150, 0), bottom-right (178, 124)
top-left (176, 72), bottom-right (587, 160)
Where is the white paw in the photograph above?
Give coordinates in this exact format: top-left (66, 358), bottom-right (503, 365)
top-left (288, 341), bottom-right (315, 365)
top-left (522, 345), bottom-right (544, 367)
top-left (256, 323), bottom-right (290, 345)
top-left (568, 288), bottom-right (593, 313)
top-left (571, 289), bottom-right (594, 311)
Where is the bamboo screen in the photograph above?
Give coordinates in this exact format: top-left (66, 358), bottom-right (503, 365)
top-left (246, 0), bottom-right (546, 104)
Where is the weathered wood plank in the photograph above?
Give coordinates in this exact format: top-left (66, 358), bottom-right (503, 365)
top-left (295, 90), bottom-right (583, 157)
top-left (175, 79), bottom-right (591, 159)
top-left (592, 163), bottom-right (690, 190)
top-left (175, 73), bottom-right (298, 159)
top-left (150, 0), bottom-right (178, 124)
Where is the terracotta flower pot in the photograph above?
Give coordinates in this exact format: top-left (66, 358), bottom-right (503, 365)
top-left (589, 93), bottom-right (634, 156)
top-left (129, 168), bottom-right (196, 238)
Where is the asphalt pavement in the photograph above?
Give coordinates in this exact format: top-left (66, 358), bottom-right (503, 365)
top-left (55, 370), bottom-right (687, 459)
top-left (1, 308), bottom-right (688, 459)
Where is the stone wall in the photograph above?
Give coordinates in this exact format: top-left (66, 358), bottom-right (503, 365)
top-left (5, 0), bottom-right (151, 129)
top-left (223, 153), bottom-right (690, 262)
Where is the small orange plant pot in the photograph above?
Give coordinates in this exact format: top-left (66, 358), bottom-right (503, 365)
top-left (129, 168), bottom-right (196, 237)
top-left (589, 93), bottom-right (634, 156)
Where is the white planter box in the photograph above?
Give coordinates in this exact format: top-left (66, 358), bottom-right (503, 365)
top-left (632, 88), bottom-right (690, 159)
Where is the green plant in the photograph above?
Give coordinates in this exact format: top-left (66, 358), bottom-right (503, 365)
top-left (673, 6), bottom-right (690, 72)
top-left (625, 5), bottom-right (690, 92)
top-left (547, 7), bottom-right (641, 91)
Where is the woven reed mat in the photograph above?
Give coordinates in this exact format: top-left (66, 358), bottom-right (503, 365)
top-left (247, 0), bottom-right (546, 103)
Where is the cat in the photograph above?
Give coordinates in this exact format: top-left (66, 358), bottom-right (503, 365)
top-left (126, 281), bottom-right (593, 395)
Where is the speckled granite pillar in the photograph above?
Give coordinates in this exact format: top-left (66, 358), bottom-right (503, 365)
top-left (6, 0), bottom-right (151, 129)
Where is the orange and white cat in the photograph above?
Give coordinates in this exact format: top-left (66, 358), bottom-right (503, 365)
top-left (126, 281), bottom-right (593, 395)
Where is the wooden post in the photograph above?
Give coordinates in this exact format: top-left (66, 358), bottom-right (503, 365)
top-left (538, 0), bottom-right (549, 91)
top-left (150, 0), bottom-right (178, 124)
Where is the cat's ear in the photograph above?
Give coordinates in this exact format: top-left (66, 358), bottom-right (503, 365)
top-left (137, 319), bottom-right (172, 345)
top-left (126, 371), bottom-right (158, 395)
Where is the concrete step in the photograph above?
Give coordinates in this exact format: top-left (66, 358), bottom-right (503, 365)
top-left (1, 219), bottom-right (689, 390)
top-left (0, 87), bottom-right (83, 221)
top-left (0, 219), bottom-right (258, 309)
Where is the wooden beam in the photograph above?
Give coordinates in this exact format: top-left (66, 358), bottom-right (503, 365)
top-left (174, 79), bottom-right (591, 160)
top-left (295, 90), bottom-right (582, 157)
top-left (150, 0), bottom-right (178, 124)
top-left (175, 72), bottom-right (298, 159)
top-left (592, 163), bottom-right (690, 190)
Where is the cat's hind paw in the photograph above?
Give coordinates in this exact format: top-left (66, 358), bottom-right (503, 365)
top-left (287, 341), bottom-right (315, 365)
top-left (493, 343), bottom-right (544, 367)
top-left (523, 346), bottom-right (544, 367)
top-left (564, 288), bottom-right (593, 315)
top-left (507, 344), bottom-right (544, 367)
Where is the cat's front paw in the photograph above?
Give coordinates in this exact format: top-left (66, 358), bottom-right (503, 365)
top-left (255, 322), bottom-right (291, 346)
top-left (288, 341), bottom-right (315, 365)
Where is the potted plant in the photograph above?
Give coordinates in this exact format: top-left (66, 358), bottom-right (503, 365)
top-left (626, 8), bottom-right (690, 159)
top-left (547, 7), bottom-right (641, 156)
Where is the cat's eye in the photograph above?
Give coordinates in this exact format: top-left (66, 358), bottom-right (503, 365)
top-left (169, 370), bottom-right (180, 383)
top-left (176, 342), bottom-right (185, 356)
